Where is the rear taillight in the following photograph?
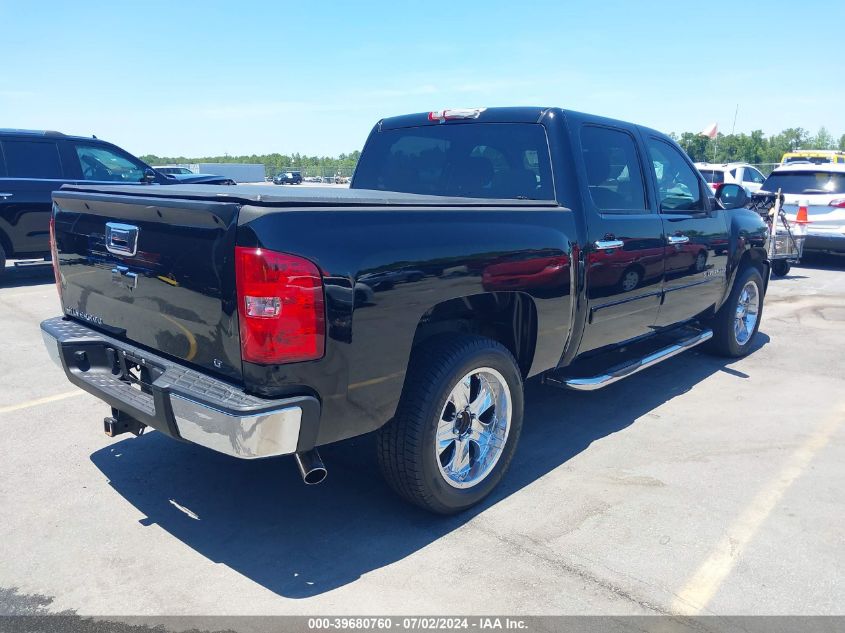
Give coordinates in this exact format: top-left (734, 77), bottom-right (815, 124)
top-left (234, 246), bottom-right (325, 364)
top-left (49, 212), bottom-right (62, 299)
top-left (829, 198), bottom-right (845, 208)
top-left (712, 182), bottom-right (725, 191)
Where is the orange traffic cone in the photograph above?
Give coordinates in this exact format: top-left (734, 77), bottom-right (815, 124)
top-left (795, 203), bottom-right (810, 224)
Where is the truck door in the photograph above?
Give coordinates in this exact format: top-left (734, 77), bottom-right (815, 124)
top-left (643, 136), bottom-right (730, 326)
top-left (0, 137), bottom-right (65, 256)
top-left (577, 124), bottom-right (665, 353)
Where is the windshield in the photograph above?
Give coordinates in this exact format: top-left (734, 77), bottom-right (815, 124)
top-left (762, 171), bottom-right (845, 195)
top-left (352, 123), bottom-right (555, 200)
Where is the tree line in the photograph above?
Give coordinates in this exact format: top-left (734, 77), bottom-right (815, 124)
top-left (141, 127), bottom-right (844, 179)
top-left (672, 127), bottom-right (844, 169)
top-left (139, 150), bottom-right (362, 178)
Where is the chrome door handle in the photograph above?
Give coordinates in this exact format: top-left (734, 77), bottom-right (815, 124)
top-left (667, 235), bottom-right (689, 245)
top-left (0, 193), bottom-right (13, 199)
top-left (595, 240), bottom-right (624, 249)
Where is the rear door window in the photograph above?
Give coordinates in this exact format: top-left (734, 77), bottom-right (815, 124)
top-left (73, 144), bottom-right (146, 182)
top-left (743, 167), bottom-right (765, 184)
top-left (580, 125), bottom-right (648, 212)
top-left (353, 123), bottom-right (554, 200)
top-left (1, 140), bottom-right (63, 178)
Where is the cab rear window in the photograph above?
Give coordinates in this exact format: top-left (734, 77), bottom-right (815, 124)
top-left (353, 123), bottom-right (555, 200)
top-left (762, 171), bottom-right (845, 195)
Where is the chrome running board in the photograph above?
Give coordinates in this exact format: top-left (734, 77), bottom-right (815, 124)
top-left (545, 328), bottom-right (713, 391)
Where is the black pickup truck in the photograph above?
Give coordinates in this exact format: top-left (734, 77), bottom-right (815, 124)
top-left (41, 107), bottom-right (769, 513)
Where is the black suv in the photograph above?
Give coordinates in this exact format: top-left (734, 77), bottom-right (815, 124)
top-left (0, 129), bottom-right (230, 276)
top-left (273, 170), bottom-right (303, 185)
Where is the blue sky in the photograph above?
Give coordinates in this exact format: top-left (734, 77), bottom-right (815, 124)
top-left (1, 0), bottom-right (841, 157)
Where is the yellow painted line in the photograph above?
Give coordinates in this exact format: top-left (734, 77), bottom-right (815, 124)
top-left (159, 313), bottom-right (198, 361)
top-left (348, 370), bottom-right (406, 391)
top-left (63, 270), bottom-right (97, 279)
top-left (0, 390), bottom-right (85, 415)
top-left (671, 405), bottom-right (845, 615)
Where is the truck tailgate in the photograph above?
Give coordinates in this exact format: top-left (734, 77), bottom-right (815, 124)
top-left (52, 189), bottom-right (243, 381)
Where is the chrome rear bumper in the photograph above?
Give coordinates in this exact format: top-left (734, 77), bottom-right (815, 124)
top-left (40, 317), bottom-right (319, 459)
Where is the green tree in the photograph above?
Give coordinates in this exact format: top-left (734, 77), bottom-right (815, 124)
top-left (810, 126), bottom-right (835, 150)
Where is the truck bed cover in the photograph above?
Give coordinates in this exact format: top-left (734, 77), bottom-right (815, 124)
top-left (57, 183), bottom-right (559, 207)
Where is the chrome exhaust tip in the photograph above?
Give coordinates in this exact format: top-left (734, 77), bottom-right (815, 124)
top-left (294, 449), bottom-right (327, 485)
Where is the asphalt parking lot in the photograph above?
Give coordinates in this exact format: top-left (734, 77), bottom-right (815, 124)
top-left (0, 255), bottom-right (843, 618)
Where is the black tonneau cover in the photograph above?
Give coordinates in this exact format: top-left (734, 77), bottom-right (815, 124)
top-left (57, 183), bottom-right (559, 208)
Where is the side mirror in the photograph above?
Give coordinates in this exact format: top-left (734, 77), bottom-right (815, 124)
top-left (142, 168), bottom-right (158, 184)
top-left (715, 183), bottom-right (748, 210)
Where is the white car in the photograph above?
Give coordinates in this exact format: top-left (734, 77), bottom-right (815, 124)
top-left (695, 162), bottom-right (767, 195)
top-left (760, 163), bottom-right (845, 253)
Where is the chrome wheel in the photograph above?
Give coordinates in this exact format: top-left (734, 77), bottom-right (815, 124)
top-left (734, 280), bottom-right (759, 345)
top-left (435, 367), bottom-right (512, 489)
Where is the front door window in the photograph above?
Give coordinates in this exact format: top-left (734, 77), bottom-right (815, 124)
top-left (75, 145), bottom-right (146, 182)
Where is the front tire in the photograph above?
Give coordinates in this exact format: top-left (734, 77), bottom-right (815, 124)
top-left (377, 335), bottom-right (524, 514)
top-left (708, 265), bottom-right (764, 357)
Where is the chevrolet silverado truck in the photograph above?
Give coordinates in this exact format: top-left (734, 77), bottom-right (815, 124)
top-left (41, 107), bottom-right (769, 514)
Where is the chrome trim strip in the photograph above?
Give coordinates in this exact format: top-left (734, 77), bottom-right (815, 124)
top-left (560, 329), bottom-right (713, 391)
top-left (41, 329), bottom-right (62, 368)
top-left (171, 394), bottom-right (302, 459)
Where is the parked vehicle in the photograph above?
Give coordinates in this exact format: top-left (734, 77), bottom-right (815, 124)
top-left (759, 162), bottom-right (845, 253)
top-left (0, 129), bottom-right (234, 276)
top-left (41, 107), bottom-right (769, 513)
top-left (780, 150), bottom-right (845, 165)
top-left (154, 165), bottom-right (235, 185)
top-left (695, 162), bottom-right (766, 195)
top-left (154, 166), bottom-right (194, 176)
top-left (273, 170), bottom-right (303, 185)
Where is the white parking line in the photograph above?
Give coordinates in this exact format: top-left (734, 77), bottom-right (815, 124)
top-left (0, 288), bottom-right (56, 301)
top-left (671, 404), bottom-right (845, 614)
top-left (0, 390), bottom-right (84, 415)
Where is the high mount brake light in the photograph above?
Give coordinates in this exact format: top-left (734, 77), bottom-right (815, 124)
top-left (428, 108), bottom-right (487, 122)
top-left (235, 247), bottom-right (325, 364)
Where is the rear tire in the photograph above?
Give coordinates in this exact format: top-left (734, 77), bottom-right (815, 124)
top-left (708, 265), bottom-right (764, 357)
top-left (377, 335), bottom-right (524, 514)
top-left (0, 243), bottom-right (6, 280)
top-left (771, 260), bottom-right (791, 277)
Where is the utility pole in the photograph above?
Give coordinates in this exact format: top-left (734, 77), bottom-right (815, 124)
top-left (731, 104), bottom-right (739, 135)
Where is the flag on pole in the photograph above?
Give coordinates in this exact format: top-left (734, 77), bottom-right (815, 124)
top-left (700, 123), bottom-right (718, 139)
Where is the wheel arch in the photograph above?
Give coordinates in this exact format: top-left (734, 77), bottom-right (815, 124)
top-left (721, 245), bottom-right (769, 310)
top-left (0, 227), bottom-right (12, 259)
top-left (409, 292), bottom-right (538, 380)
